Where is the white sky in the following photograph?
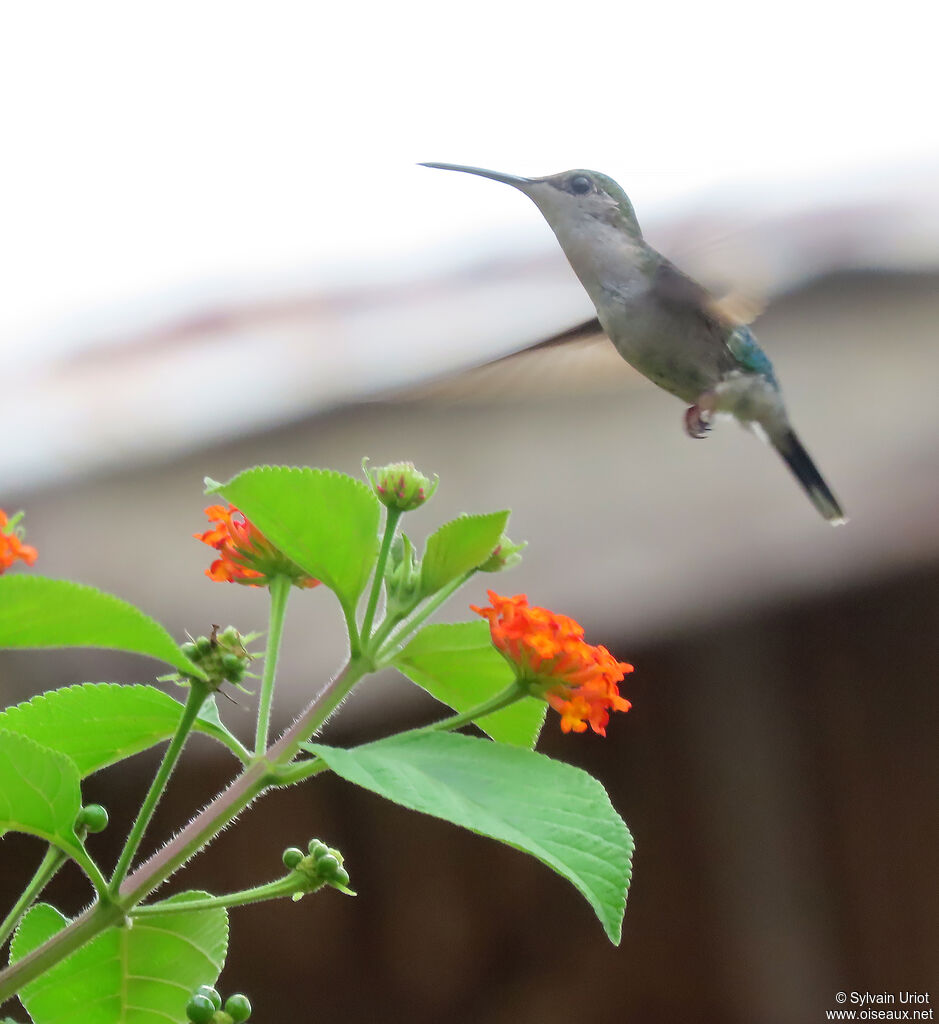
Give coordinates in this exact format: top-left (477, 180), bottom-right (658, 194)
top-left (1, 1), bottom-right (935, 359)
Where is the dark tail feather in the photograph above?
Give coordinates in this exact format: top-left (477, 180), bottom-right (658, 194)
top-left (771, 429), bottom-right (847, 525)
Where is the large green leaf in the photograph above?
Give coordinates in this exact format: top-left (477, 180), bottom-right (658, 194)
top-left (0, 577), bottom-right (202, 678)
top-left (209, 466), bottom-right (380, 610)
top-left (10, 893), bottom-right (228, 1024)
top-left (420, 511), bottom-right (509, 596)
top-left (307, 732), bottom-right (632, 943)
top-left (394, 622), bottom-right (545, 748)
top-left (0, 684), bottom-right (247, 776)
top-left (0, 732), bottom-right (83, 859)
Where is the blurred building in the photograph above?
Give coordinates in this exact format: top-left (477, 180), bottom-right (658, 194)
top-left (1, 180), bottom-right (938, 1023)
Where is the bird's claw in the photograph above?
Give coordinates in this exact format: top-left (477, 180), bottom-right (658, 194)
top-left (684, 404), bottom-right (712, 439)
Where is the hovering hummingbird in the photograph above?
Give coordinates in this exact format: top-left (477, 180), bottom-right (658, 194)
top-left (421, 163), bottom-right (846, 525)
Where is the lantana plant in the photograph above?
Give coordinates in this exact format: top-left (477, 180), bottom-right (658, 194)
top-left (0, 462), bottom-right (634, 1023)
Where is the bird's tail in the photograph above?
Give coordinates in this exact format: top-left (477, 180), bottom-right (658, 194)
top-left (770, 428), bottom-right (847, 526)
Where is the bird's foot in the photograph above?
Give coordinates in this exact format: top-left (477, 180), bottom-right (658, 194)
top-left (684, 404), bottom-right (712, 439)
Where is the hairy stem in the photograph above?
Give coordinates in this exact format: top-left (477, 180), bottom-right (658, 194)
top-left (0, 659), bottom-right (371, 1002)
top-left (130, 876), bottom-right (301, 917)
top-left (108, 682), bottom-right (208, 895)
top-left (0, 846), bottom-right (67, 950)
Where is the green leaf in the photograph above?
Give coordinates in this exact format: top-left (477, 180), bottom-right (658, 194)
top-left (394, 622), bottom-right (545, 748)
top-left (0, 732), bottom-right (83, 859)
top-left (209, 466), bottom-right (381, 610)
top-left (0, 577), bottom-right (203, 678)
top-left (0, 684), bottom-right (247, 777)
top-left (420, 511), bottom-right (509, 596)
top-left (10, 893), bottom-right (228, 1024)
top-left (307, 732), bottom-right (632, 943)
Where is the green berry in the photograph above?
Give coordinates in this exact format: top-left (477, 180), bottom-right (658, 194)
top-left (308, 838), bottom-right (328, 858)
top-left (76, 804), bottom-right (109, 834)
top-left (224, 993), bottom-right (252, 1022)
top-left (195, 636), bottom-right (213, 655)
top-left (282, 847), bottom-right (304, 869)
top-left (330, 866), bottom-right (350, 887)
top-left (221, 652), bottom-right (244, 676)
top-left (186, 993), bottom-right (215, 1023)
top-left (180, 641), bottom-right (198, 660)
top-left (317, 853), bottom-right (340, 878)
top-left (195, 985), bottom-right (222, 1010)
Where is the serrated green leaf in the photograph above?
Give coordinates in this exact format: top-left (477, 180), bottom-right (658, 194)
top-left (209, 466), bottom-right (381, 610)
top-left (0, 577), bottom-right (203, 678)
top-left (306, 732), bottom-right (632, 943)
top-left (10, 893), bottom-right (228, 1024)
top-left (394, 622), bottom-right (545, 748)
top-left (0, 732), bottom-right (83, 858)
top-left (0, 684), bottom-right (246, 777)
top-left (420, 511), bottom-right (509, 596)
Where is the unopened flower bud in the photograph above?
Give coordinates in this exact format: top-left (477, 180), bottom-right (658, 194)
top-left (384, 533), bottom-right (422, 615)
top-left (365, 460), bottom-right (438, 512)
top-left (479, 534), bottom-right (526, 573)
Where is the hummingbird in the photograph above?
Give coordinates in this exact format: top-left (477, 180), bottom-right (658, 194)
top-left (420, 162), bottom-right (846, 525)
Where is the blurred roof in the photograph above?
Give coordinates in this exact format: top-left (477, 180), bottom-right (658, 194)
top-left (4, 167), bottom-right (939, 493)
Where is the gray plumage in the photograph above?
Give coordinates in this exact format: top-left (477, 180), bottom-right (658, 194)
top-left (422, 162), bottom-right (846, 525)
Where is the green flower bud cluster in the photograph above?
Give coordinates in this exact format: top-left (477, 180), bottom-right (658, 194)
top-left (186, 984), bottom-right (251, 1023)
top-left (282, 838), bottom-right (354, 898)
top-left (365, 460), bottom-right (439, 512)
top-left (178, 626), bottom-right (257, 691)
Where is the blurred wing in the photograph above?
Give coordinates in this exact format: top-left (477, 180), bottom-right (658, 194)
top-left (651, 257), bottom-right (764, 328)
top-left (397, 318), bottom-right (645, 402)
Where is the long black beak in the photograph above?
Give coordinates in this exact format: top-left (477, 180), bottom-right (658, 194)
top-left (419, 162), bottom-right (533, 188)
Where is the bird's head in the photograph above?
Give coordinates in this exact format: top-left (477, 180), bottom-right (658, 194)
top-left (420, 164), bottom-right (642, 240)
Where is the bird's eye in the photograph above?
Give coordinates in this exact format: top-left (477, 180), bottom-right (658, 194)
top-left (569, 175), bottom-right (592, 195)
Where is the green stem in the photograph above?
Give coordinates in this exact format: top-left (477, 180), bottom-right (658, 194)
top-left (131, 877), bottom-right (300, 917)
top-left (0, 846), bottom-right (67, 950)
top-left (375, 569), bottom-right (476, 664)
top-left (0, 901), bottom-right (124, 1005)
top-left (272, 757), bottom-right (329, 786)
top-left (342, 602), bottom-right (362, 658)
top-left (417, 681), bottom-right (527, 735)
top-left (108, 682), bottom-right (208, 896)
top-left (360, 507), bottom-right (402, 645)
top-left (0, 658), bottom-right (375, 1002)
top-left (255, 575), bottom-right (292, 755)
top-left (267, 659), bottom-right (370, 764)
top-left (368, 606), bottom-right (408, 654)
top-left (72, 849), bottom-right (110, 901)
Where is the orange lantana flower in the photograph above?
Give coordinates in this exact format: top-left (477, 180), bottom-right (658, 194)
top-left (0, 509), bottom-right (38, 575)
top-left (472, 590), bottom-right (633, 736)
top-left (195, 504), bottom-right (319, 589)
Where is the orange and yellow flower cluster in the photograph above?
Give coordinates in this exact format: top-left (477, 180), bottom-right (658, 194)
top-left (195, 504), bottom-right (319, 589)
top-left (0, 509), bottom-right (38, 575)
top-left (472, 590), bottom-right (633, 736)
